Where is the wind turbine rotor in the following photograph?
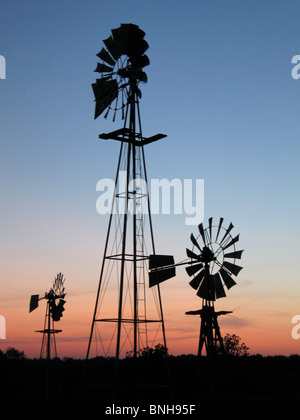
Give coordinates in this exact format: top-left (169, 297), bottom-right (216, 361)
top-left (92, 23), bottom-right (150, 120)
top-left (186, 218), bottom-right (243, 301)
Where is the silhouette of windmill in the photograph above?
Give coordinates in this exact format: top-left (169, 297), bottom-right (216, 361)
top-left (149, 217), bottom-right (243, 357)
top-left (29, 273), bottom-right (66, 359)
top-left (86, 24), bottom-right (172, 361)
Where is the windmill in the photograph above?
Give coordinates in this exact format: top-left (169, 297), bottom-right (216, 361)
top-left (149, 217), bottom-right (243, 357)
top-left (29, 273), bottom-right (66, 360)
top-left (185, 217), bottom-right (243, 356)
top-left (86, 24), bottom-right (171, 362)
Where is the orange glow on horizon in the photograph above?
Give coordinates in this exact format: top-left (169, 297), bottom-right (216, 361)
top-left (1, 279), bottom-right (300, 359)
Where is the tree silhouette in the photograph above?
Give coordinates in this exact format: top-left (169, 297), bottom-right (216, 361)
top-left (4, 347), bottom-right (25, 359)
top-left (126, 344), bottom-right (168, 358)
top-left (222, 334), bottom-right (249, 356)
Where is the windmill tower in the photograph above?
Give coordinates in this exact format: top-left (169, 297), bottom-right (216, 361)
top-left (86, 24), bottom-right (171, 362)
top-left (185, 217), bottom-right (243, 356)
top-left (29, 272), bottom-right (66, 360)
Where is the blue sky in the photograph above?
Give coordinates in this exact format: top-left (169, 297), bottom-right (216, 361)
top-left (1, 0), bottom-right (300, 357)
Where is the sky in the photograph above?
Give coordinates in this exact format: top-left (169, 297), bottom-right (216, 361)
top-left (0, 0), bottom-right (300, 359)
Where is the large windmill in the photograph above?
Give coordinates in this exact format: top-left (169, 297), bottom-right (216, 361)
top-left (149, 217), bottom-right (243, 357)
top-left (86, 24), bottom-right (170, 361)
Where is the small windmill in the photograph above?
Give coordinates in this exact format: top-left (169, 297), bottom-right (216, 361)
top-left (149, 217), bottom-right (243, 357)
top-left (29, 273), bottom-right (66, 360)
top-left (185, 217), bottom-right (243, 356)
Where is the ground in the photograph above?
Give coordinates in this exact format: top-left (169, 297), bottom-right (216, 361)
top-left (1, 354), bottom-right (300, 401)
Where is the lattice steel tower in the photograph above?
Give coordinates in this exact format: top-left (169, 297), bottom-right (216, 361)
top-left (86, 24), bottom-right (171, 360)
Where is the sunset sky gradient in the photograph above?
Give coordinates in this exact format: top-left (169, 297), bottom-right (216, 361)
top-left (1, 0), bottom-right (300, 358)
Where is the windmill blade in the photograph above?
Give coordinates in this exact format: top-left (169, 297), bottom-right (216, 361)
top-left (189, 269), bottom-right (205, 290)
top-left (222, 234), bottom-right (240, 251)
top-left (223, 261), bottom-right (243, 276)
top-left (94, 63), bottom-right (114, 73)
top-left (51, 272), bottom-right (66, 299)
top-left (29, 294), bottom-right (39, 313)
top-left (103, 35), bottom-right (121, 60)
top-left (124, 23), bottom-right (146, 40)
top-left (118, 69), bottom-right (148, 83)
top-left (214, 273), bottom-right (226, 299)
top-left (130, 54), bottom-right (150, 69)
top-left (208, 217), bottom-right (213, 242)
top-left (116, 23), bottom-right (145, 45)
top-left (111, 26), bottom-right (128, 54)
top-left (186, 248), bottom-right (200, 261)
top-left (111, 24), bottom-right (147, 59)
top-left (224, 250), bottom-right (244, 259)
top-left (185, 262), bottom-right (203, 277)
top-left (207, 275), bottom-right (216, 301)
top-left (92, 78), bottom-right (118, 118)
top-left (135, 70), bottom-right (148, 82)
top-left (123, 24), bottom-right (148, 57)
top-left (190, 233), bottom-right (201, 252)
top-left (219, 222), bottom-right (234, 245)
top-left (197, 275), bottom-right (215, 301)
top-left (96, 47), bottom-right (115, 66)
top-left (198, 223), bottom-right (207, 246)
top-left (50, 298), bottom-right (66, 322)
top-left (220, 268), bottom-right (237, 290)
top-left (92, 78), bottom-right (115, 101)
top-left (196, 280), bottom-right (206, 299)
top-left (129, 38), bottom-right (149, 58)
top-left (215, 217), bottom-right (224, 242)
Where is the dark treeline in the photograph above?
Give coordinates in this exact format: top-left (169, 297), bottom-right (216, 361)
top-left (1, 353), bottom-right (300, 400)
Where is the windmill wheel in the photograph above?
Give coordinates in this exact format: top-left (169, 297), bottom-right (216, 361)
top-left (92, 23), bottom-right (150, 120)
top-left (186, 217), bottom-right (243, 301)
top-left (49, 273), bottom-right (66, 321)
top-left (50, 272), bottom-right (66, 299)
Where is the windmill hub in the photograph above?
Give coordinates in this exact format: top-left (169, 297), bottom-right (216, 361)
top-left (201, 246), bottom-right (216, 264)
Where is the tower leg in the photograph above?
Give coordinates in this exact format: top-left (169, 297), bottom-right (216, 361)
top-left (198, 314), bottom-right (206, 356)
top-left (212, 315), bottom-right (225, 355)
top-left (197, 306), bottom-right (225, 357)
